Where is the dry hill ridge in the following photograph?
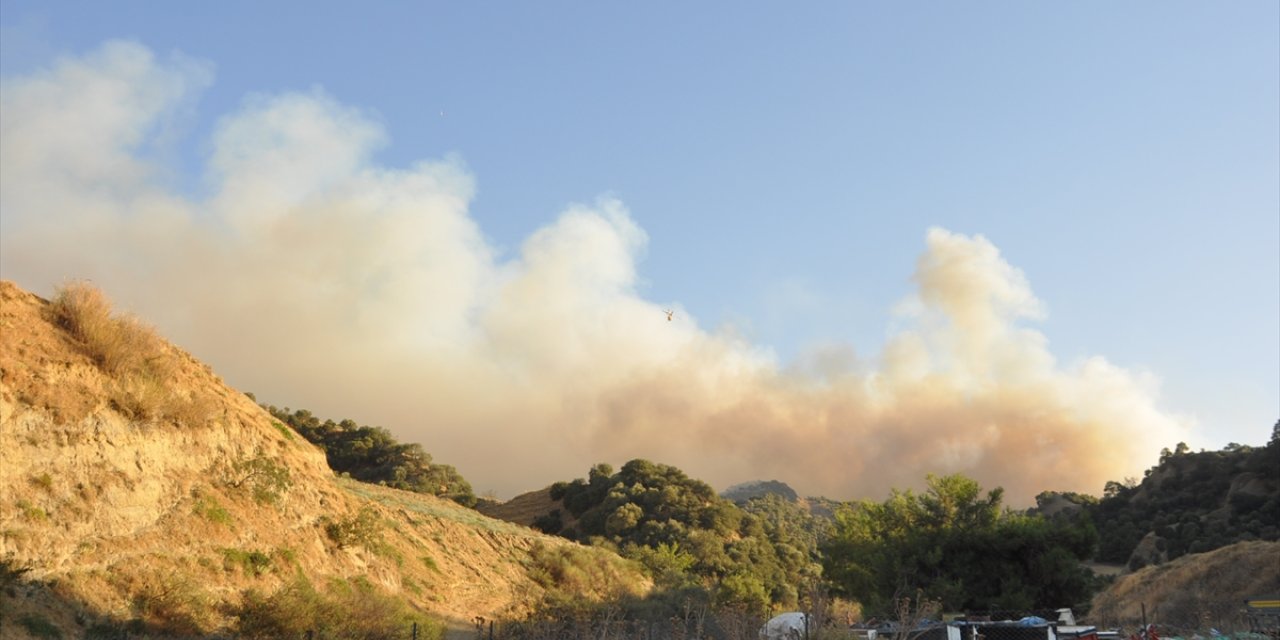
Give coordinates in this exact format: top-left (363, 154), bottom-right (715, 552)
top-left (0, 280), bottom-right (646, 637)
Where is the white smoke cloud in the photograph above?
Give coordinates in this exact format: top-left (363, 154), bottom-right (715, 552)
top-left (0, 41), bottom-right (1190, 503)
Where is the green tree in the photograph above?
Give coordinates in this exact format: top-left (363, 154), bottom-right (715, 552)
top-left (822, 474), bottom-right (1097, 613)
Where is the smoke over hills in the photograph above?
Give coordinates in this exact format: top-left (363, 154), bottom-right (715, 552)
top-left (0, 41), bottom-right (1188, 503)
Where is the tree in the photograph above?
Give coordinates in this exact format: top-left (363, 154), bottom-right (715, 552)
top-left (547, 459), bottom-right (812, 610)
top-left (822, 474), bottom-right (1097, 613)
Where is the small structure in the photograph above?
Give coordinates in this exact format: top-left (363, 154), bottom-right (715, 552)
top-left (761, 612), bottom-right (810, 640)
top-left (1245, 595), bottom-right (1280, 639)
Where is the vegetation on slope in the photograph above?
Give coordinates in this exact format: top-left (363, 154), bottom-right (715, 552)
top-left (1090, 540), bottom-right (1280, 631)
top-left (822, 474), bottom-right (1100, 614)
top-left (536, 459), bottom-right (827, 615)
top-left (263, 404), bottom-right (478, 507)
top-left (1087, 424), bottom-right (1280, 567)
top-left (1, 281), bottom-right (607, 638)
top-left (43, 281), bottom-right (214, 425)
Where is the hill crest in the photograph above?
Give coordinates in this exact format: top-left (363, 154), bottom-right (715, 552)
top-left (0, 280), bottom-right (644, 636)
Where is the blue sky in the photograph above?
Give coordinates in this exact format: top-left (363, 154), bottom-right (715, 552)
top-left (1, 2), bottom-right (1276, 496)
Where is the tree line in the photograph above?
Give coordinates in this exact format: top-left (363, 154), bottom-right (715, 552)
top-left (259, 401), bottom-right (477, 507)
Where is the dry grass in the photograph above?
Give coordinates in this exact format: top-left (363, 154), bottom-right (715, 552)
top-left (48, 282), bottom-right (214, 426)
top-left (1089, 540), bottom-right (1280, 632)
top-left (51, 282), bottom-right (169, 378)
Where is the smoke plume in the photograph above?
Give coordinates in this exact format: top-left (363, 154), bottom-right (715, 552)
top-left (0, 41), bottom-right (1188, 503)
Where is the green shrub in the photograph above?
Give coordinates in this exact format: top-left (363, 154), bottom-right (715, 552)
top-left (324, 505), bottom-right (382, 549)
top-left (16, 500), bottom-right (47, 522)
top-left (18, 613), bottom-right (62, 639)
top-left (263, 405), bottom-right (477, 507)
top-left (228, 454), bottom-right (292, 505)
top-left (234, 574), bottom-right (444, 640)
top-left (271, 421), bottom-right (295, 441)
top-left (192, 493), bottom-right (232, 525)
top-left (527, 541), bottom-right (646, 611)
top-left (221, 548), bottom-right (273, 577)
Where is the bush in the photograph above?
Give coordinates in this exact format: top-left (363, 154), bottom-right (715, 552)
top-left (192, 491), bottom-right (232, 525)
top-left (129, 574), bottom-right (211, 636)
top-left (234, 574), bottom-right (443, 640)
top-left (324, 505), bottom-right (383, 549)
top-left (50, 282), bottom-right (213, 426)
top-left (228, 454), bottom-right (293, 505)
top-left (17, 613), bottom-right (62, 639)
top-left (221, 548), bottom-right (273, 577)
top-left (51, 282), bottom-right (166, 377)
top-left (527, 541), bottom-right (647, 613)
top-left (263, 405), bottom-right (478, 507)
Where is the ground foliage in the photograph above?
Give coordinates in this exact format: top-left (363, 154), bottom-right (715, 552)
top-left (1087, 423), bottom-right (1280, 566)
top-left (821, 474), bottom-right (1100, 615)
top-left (262, 403), bottom-right (477, 507)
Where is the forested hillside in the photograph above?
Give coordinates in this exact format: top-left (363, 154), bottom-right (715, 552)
top-left (1087, 425), bottom-right (1280, 568)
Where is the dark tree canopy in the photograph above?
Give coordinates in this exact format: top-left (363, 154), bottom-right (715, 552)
top-left (263, 404), bottom-right (476, 508)
top-left (821, 474), bottom-right (1098, 614)
top-left (1088, 430), bottom-right (1280, 565)
top-left (542, 459), bottom-right (828, 613)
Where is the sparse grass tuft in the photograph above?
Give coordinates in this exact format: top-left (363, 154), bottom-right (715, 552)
top-left (49, 282), bottom-right (214, 427)
top-left (31, 472), bottom-right (53, 490)
top-left (129, 574), bottom-right (212, 635)
top-left (192, 492), bottom-right (232, 526)
top-left (421, 554), bottom-right (440, 573)
top-left (51, 282), bottom-right (166, 377)
top-left (271, 421), bottom-right (295, 441)
top-left (16, 499), bottom-right (48, 522)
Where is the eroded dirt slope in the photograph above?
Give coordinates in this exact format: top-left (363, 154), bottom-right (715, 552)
top-left (0, 280), bottom-right (637, 637)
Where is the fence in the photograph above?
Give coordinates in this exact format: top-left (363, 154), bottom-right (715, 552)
top-left (474, 611), bottom-right (767, 640)
top-left (71, 620), bottom-right (440, 640)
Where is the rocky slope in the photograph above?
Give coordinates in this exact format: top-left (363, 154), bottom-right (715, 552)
top-left (0, 280), bottom-right (643, 637)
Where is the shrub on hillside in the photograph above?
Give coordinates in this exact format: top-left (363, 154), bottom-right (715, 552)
top-left (49, 282), bottom-right (214, 426)
top-left (128, 574), bottom-right (213, 636)
top-left (52, 282), bottom-right (166, 376)
top-left (526, 542), bottom-right (649, 616)
top-left (234, 574), bottom-right (442, 640)
top-left (323, 505), bottom-right (383, 549)
top-left (227, 453), bottom-right (293, 505)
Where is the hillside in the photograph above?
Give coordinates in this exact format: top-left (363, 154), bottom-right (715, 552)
top-left (0, 281), bottom-right (646, 638)
top-left (1088, 437), bottom-right (1280, 568)
top-left (1088, 540), bottom-right (1280, 631)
